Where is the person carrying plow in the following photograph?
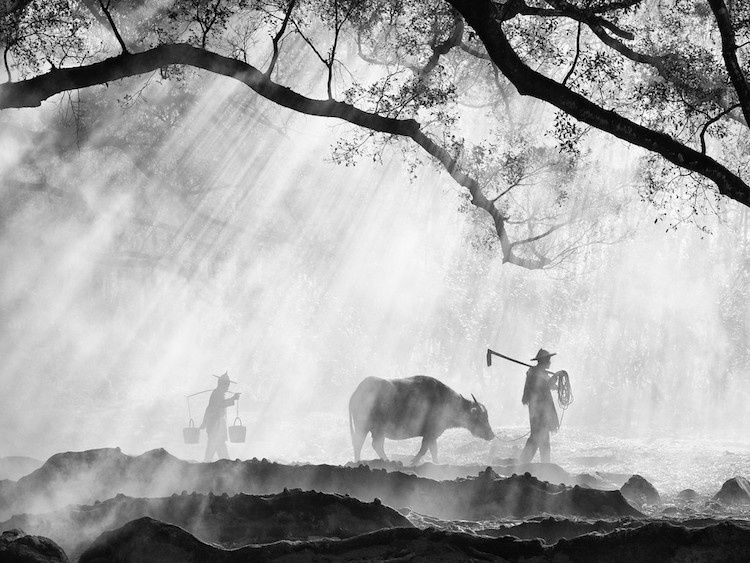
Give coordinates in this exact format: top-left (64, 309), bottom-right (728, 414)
top-left (519, 349), bottom-right (561, 463)
top-left (487, 347), bottom-right (572, 464)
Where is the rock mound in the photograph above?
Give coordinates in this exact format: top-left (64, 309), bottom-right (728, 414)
top-left (621, 475), bottom-right (660, 507)
top-left (79, 518), bottom-right (216, 563)
top-left (0, 457), bottom-right (42, 481)
top-left (498, 462), bottom-right (602, 488)
top-left (78, 517), bottom-right (750, 563)
top-left (0, 448), bottom-right (183, 519)
top-left (712, 476), bottom-right (750, 505)
top-left (558, 520), bottom-right (750, 562)
top-left (478, 516), bottom-right (641, 544)
top-left (0, 450), bottom-right (641, 521)
top-left (2, 490), bottom-right (411, 560)
top-left (676, 489), bottom-right (699, 501)
top-left (0, 529), bottom-right (68, 563)
top-left (350, 459), bottom-right (609, 488)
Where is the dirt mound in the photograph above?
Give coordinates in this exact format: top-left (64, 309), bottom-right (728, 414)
top-left (350, 459), bottom-right (610, 488)
top-left (0, 529), bottom-right (68, 563)
top-left (478, 516), bottom-right (641, 543)
top-left (676, 489), bottom-right (699, 501)
top-left (78, 517), bottom-right (750, 563)
top-left (495, 462), bottom-right (607, 488)
top-left (480, 516), bottom-right (750, 546)
top-left (0, 457), bottom-right (42, 481)
top-left (621, 475), bottom-right (661, 507)
top-left (0, 449), bottom-right (640, 521)
top-left (712, 476), bottom-right (750, 505)
top-left (557, 520), bottom-right (750, 562)
top-left (2, 448), bottom-right (185, 518)
top-left (464, 469), bottom-right (641, 518)
top-left (2, 489), bottom-right (411, 560)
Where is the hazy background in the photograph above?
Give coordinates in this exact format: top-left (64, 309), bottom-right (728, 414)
top-left (1, 72), bottom-right (749, 467)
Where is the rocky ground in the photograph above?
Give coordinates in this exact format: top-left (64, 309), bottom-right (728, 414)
top-left (1, 449), bottom-right (749, 562)
top-left (75, 517), bottom-right (750, 563)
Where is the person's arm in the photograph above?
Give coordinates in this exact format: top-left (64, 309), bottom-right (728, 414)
top-left (223, 392), bottom-right (240, 407)
top-left (522, 370), bottom-right (533, 405)
top-left (548, 372), bottom-right (560, 390)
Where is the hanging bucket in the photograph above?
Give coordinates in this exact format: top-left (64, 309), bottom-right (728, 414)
top-left (228, 417), bottom-right (246, 443)
top-left (183, 419), bottom-right (201, 444)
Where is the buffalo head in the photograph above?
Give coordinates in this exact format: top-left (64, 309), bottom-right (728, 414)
top-left (467, 394), bottom-right (495, 440)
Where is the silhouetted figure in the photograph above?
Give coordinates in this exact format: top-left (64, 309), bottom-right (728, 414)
top-left (519, 349), bottom-right (559, 464)
top-left (200, 372), bottom-right (240, 462)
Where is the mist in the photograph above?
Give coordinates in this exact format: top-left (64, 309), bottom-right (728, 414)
top-left (1, 72), bottom-right (748, 476)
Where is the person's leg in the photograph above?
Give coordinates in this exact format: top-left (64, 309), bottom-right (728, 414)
top-left (540, 431), bottom-right (551, 463)
top-left (216, 440), bottom-right (229, 460)
top-left (520, 430), bottom-right (539, 464)
top-left (204, 433), bottom-right (217, 462)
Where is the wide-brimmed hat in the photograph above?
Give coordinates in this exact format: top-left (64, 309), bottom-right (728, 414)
top-left (212, 371), bottom-right (237, 384)
top-left (530, 348), bottom-right (556, 362)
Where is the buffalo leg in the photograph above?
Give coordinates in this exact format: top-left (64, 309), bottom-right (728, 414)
top-left (428, 440), bottom-right (438, 463)
top-left (372, 432), bottom-right (388, 461)
top-left (352, 428), bottom-right (367, 462)
top-left (412, 437), bottom-right (433, 465)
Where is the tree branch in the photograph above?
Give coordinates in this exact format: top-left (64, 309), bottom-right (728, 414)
top-left (460, 41), bottom-right (490, 60)
top-left (78, 0), bottom-right (111, 29)
top-left (542, 0), bottom-right (741, 124)
top-left (3, 46), bottom-right (11, 82)
top-left (0, 0), bottom-right (33, 18)
top-left (509, 223), bottom-right (564, 250)
top-left (0, 43), bottom-right (547, 268)
top-left (97, 0), bottom-right (129, 54)
top-left (265, 0), bottom-right (296, 77)
top-left (707, 0), bottom-right (750, 126)
top-left (531, 0), bottom-right (634, 40)
top-left (417, 11), bottom-right (464, 83)
top-left (700, 103), bottom-right (741, 155)
top-left (562, 21), bottom-right (581, 86)
top-left (449, 0), bottom-right (750, 208)
top-left (589, 0), bottom-right (644, 14)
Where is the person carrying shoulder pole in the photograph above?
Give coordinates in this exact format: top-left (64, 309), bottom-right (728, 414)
top-left (519, 348), bottom-right (560, 464)
top-left (200, 372), bottom-right (241, 462)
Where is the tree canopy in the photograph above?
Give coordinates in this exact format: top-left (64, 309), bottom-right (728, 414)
top-left (1, 0), bottom-right (749, 268)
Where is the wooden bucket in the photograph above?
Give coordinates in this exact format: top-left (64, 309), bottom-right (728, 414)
top-left (182, 419), bottom-right (201, 444)
top-left (228, 417), bottom-right (246, 443)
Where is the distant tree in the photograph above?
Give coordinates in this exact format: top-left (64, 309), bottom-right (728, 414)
top-left (1, 0), bottom-right (748, 268)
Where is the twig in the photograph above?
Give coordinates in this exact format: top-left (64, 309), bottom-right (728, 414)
top-left (265, 0), bottom-right (296, 77)
top-left (562, 22), bottom-right (581, 86)
top-left (700, 103), bottom-right (740, 155)
top-left (98, 0), bottom-right (129, 54)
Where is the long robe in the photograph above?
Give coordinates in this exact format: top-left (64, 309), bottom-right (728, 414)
top-left (522, 365), bottom-right (559, 433)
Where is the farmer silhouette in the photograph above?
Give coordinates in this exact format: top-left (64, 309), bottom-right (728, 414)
top-left (200, 372), bottom-right (240, 462)
top-left (519, 349), bottom-right (560, 464)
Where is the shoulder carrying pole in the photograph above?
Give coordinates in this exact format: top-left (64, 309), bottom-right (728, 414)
top-left (486, 348), bottom-right (554, 375)
top-left (487, 348), bottom-right (574, 411)
top-left (185, 389), bottom-right (214, 421)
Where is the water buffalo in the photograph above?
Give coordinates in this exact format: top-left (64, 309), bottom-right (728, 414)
top-left (348, 375), bottom-right (495, 464)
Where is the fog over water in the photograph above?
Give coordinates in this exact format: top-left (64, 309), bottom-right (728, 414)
top-left (1, 75), bottom-right (749, 494)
